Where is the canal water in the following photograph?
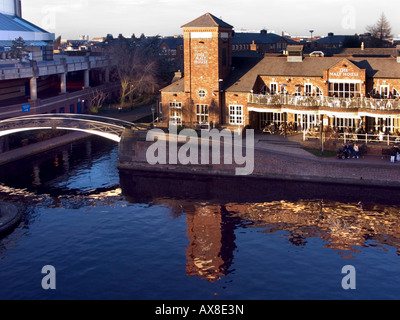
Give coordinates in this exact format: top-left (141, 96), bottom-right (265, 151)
top-left (0, 136), bottom-right (400, 300)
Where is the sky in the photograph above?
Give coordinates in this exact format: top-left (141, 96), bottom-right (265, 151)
top-left (21, 0), bottom-right (400, 40)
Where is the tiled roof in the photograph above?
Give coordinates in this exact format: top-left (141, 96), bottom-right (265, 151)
top-left (232, 32), bottom-right (298, 45)
top-left (160, 37), bottom-right (183, 49)
top-left (160, 77), bottom-right (185, 93)
top-left (225, 56), bottom-right (400, 92)
top-left (314, 35), bottom-right (347, 45)
top-left (181, 13), bottom-right (233, 29)
top-left (0, 13), bottom-right (48, 33)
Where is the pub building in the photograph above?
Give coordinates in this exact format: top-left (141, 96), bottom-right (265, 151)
top-left (160, 13), bottom-right (400, 136)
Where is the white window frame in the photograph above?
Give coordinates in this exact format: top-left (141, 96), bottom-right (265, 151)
top-left (270, 82), bottom-right (278, 95)
top-left (229, 105), bottom-right (244, 125)
top-left (294, 87), bottom-right (302, 96)
top-left (315, 86), bottom-right (323, 96)
top-left (380, 85), bottom-right (390, 98)
top-left (169, 102), bottom-right (182, 125)
top-left (198, 89), bottom-right (207, 98)
top-left (393, 88), bottom-right (400, 98)
top-left (304, 83), bottom-right (313, 96)
top-left (196, 104), bottom-right (209, 124)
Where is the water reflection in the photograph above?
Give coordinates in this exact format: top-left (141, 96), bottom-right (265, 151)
top-left (120, 171), bottom-right (400, 281)
top-left (1, 135), bottom-right (400, 289)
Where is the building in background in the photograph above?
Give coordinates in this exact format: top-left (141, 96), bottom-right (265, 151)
top-left (161, 13), bottom-right (400, 136)
top-left (0, 0), bottom-right (118, 119)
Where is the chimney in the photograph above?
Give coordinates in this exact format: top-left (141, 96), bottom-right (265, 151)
top-left (287, 45), bottom-right (303, 62)
top-left (250, 40), bottom-right (257, 51)
top-left (171, 70), bottom-right (182, 83)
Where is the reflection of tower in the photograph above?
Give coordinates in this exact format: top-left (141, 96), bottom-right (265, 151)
top-left (185, 204), bottom-right (236, 282)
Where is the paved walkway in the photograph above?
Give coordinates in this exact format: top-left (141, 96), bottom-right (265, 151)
top-left (255, 132), bottom-right (399, 166)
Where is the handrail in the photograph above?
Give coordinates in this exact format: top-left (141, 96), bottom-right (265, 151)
top-left (1, 113), bottom-right (136, 129)
top-left (304, 130), bottom-right (400, 146)
top-left (249, 93), bottom-right (400, 111)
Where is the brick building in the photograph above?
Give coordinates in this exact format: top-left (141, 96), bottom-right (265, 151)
top-left (160, 13), bottom-right (400, 135)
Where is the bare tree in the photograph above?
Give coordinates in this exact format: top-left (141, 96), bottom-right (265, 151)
top-left (366, 12), bottom-right (393, 41)
top-left (89, 89), bottom-right (109, 113)
top-left (106, 38), bottom-right (160, 108)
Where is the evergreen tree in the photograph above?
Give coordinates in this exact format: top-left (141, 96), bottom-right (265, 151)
top-left (10, 37), bottom-right (29, 62)
top-left (366, 12), bottom-right (393, 41)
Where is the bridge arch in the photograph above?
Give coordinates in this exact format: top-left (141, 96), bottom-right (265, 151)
top-left (0, 114), bottom-right (142, 143)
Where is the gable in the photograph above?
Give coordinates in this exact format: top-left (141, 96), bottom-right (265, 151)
top-left (327, 58), bottom-right (365, 81)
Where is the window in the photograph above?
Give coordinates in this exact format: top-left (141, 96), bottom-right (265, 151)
top-left (328, 82), bottom-right (361, 98)
top-left (229, 105), bottom-right (243, 125)
top-left (393, 88), bottom-right (400, 98)
top-left (198, 89), bottom-right (207, 98)
top-left (270, 82), bottom-right (278, 95)
top-left (304, 84), bottom-right (313, 96)
top-left (315, 87), bottom-right (323, 96)
top-left (196, 104), bottom-right (208, 123)
top-left (169, 102), bottom-right (182, 125)
top-left (380, 85), bottom-right (389, 98)
top-left (260, 85), bottom-right (269, 95)
top-left (294, 87), bottom-right (302, 96)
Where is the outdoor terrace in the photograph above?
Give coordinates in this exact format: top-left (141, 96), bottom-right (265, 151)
top-left (248, 93), bottom-right (400, 111)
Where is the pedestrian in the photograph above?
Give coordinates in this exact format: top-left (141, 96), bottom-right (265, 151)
top-left (345, 143), bottom-right (352, 159)
top-left (353, 143), bottom-right (359, 159)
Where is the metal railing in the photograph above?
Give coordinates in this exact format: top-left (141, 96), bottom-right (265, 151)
top-left (249, 93), bottom-right (400, 111)
top-left (304, 130), bottom-right (400, 146)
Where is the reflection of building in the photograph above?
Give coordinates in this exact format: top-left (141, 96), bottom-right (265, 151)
top-left (161, 13), bottom-right (400, 135)
top-left (225, 200), bottom-right (400, 254)
top-left (185, 204), bottom-right (236, 282)
top-left (119, 172), bottom-right (400, 281)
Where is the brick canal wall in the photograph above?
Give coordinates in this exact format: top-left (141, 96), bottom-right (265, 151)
top-left (118, 129), bottom-right (400, 188)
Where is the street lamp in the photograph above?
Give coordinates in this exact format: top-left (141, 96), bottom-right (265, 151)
top-left (151, 106), bottom-right (155, 127)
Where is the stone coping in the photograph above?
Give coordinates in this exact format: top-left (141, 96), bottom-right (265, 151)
top-left (0, 202), bottom-right (21, 235)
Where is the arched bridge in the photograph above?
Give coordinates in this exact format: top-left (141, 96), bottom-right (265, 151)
top-left (0, 114), bottom-right (148, 143)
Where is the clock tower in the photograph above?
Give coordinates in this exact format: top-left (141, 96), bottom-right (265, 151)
top-left (181, 13), bottom-right (233, 126)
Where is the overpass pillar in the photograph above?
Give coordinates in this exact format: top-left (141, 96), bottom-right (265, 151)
top-left (84, 70), bottom-right (90, 89)
top-left (30, 77), bottom-right (38, 101)
top-left (60, 73), bottom-right (67, 94)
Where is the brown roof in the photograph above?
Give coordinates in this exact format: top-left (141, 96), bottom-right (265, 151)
top-left (181, 13), bottom-right (233, 29)
top-left (225, 56), bottom-right (400, 92)
top-left (160, 77), bottom-right (185, 93)
top-left (352, 58), bottom-right (400, 78)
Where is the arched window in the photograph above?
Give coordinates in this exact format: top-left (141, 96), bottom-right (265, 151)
top-left (260, 85), bottom-right (269, 95)
top-left (315, 86), bottom-right (323, 96)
